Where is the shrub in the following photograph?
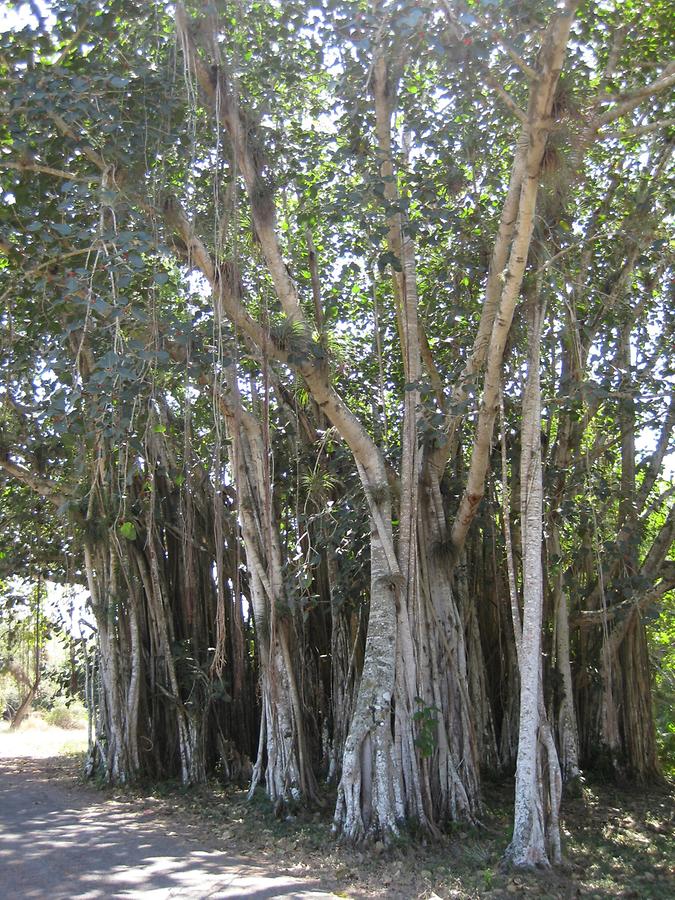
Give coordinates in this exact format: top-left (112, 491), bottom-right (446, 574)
top-left (43, 701), bottom-right (87, 730)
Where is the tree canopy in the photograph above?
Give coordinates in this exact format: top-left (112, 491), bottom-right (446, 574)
top-left (1, 0), bottom-right (673, 865)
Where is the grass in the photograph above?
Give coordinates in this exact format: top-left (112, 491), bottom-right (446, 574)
top-left (0, 713), bottom-right (88, 760)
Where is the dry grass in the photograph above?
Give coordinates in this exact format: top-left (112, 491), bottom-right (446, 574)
top-left (0, 716), bottom-right (88, 759)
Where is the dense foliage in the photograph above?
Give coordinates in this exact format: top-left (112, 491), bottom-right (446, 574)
top-left (1, 0), bottom-right (673, 864)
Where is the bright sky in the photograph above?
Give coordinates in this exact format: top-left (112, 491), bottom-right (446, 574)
top-left (1, 577), bottom-right (94, 636)
top-left (0, 2), bottom-right (44, 32)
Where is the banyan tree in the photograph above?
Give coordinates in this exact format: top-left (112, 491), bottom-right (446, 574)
top-left (1, 0), bottom-right (673, 867)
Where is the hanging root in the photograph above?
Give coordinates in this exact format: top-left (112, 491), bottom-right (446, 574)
top-left (540, 720), bottom-right (563, 865)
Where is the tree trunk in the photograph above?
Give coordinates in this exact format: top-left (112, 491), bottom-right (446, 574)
top-left (222, 380), bottom-right (318, 808)
top-left (548, 526), bottom-right (581, 784)
top-left (8, 676), bottom-right (38, 731)
top-left (505, 303), bottom-right (562, 868)
top-left (334, 501), bottom-right (403, 842)
top-left (9, 576), bottom-right (43, 730)
top-left (417, 478), bottom-right (481, 822)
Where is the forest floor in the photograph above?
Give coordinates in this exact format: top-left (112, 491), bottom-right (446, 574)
top-left (105, 772), bottom-right (675, 899)
top-left (0, 721), bottom-right (673, 898)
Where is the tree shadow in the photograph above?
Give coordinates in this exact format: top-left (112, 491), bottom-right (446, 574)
top-left (0, 755), bottom-right (334, 899)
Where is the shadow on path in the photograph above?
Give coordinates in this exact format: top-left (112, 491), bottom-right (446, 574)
top-left (0, 757), bottom-right (337, 899)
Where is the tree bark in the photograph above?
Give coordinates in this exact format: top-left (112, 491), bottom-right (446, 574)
top-left (505, 302), bottom-right (562, 868)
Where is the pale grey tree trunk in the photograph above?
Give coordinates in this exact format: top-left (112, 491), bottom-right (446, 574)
top-left (548, 527), bottom-right (581, 784)
top-left (371, 46), bottom-right (481, 832)
top-left (84, 540), bottom-right (139, 783)
top-left (220, 375), bottom-right (318, 807)
top-left (505, 302), bottom-right (562, 868)
top-left (334, 502), bottom-right (403, 842)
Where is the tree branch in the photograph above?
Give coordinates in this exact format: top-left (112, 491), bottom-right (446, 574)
top-left (591, 61), bottom-right (675, 131)
top-left (0, 451), bottom-right (73, 508)
top-left (45, 110), bottom-right (107, 171)
top-left (636, 391), bottom-right (675, 515)
top-left (600, 117), bottom-right (675, 140)
top-left (483, 73), bottom-right (529, 124)
top-left (175, 2), bottom-right (307, 330)
top-left (572, 575), bottom-right (675, 628)
top-left (0, 159), bottom-right (99, 182)
top-left (448, 1), bottom-right (580, 556)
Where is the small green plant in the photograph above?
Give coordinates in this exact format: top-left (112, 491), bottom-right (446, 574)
top-left (413, 698), bottom-right (439, 758)
top-left (119, 521), bottom-right (137, 541)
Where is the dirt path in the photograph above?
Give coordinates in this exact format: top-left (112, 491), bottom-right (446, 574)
top-left (3, 728), bottom-right (672, 899)
top-left (0, 755), bottom-right (337, 899)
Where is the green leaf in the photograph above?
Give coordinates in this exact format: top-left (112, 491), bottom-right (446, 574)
top-left (119, 521), bottom-right (137, 541)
